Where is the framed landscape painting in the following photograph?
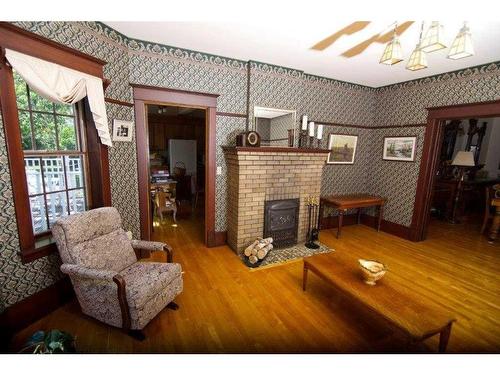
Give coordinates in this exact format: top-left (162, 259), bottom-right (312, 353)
top-left (382, 136), bottom-right (417, 162)
top-left (327, 134), bottom-right (358, 164)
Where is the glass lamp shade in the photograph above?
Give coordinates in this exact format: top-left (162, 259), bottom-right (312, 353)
top-left (448, 24), bottom-right (474, 60)
top-left (420, 21), bottom-right (447, 53)
top-left (379, 36), bottom-right (403, 65)
top-left (452, 151), bottom-right (475, 166)
top-left (406, 44), bottom-right (428, 71)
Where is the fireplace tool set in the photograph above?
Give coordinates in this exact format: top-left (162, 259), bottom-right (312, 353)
top-left (305, 196), bottom-right (320, 249)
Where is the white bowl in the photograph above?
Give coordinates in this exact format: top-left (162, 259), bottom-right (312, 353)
top-left (358, 259), bottom-right (387, 286)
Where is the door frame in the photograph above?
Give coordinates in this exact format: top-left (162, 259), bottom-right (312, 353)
top-left (410, 99), bottom-right (500, 241)
top-left (132, 84), bottom-right (218, 246)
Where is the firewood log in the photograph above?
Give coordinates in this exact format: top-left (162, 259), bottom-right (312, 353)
top-left (261, 237), bottom-right (273, 244)
top-left (257, 244), bottom-right (273, 260)
top-left (250, 247), bottom-right (258, 256)
top-left (248, 255), bottom-right (259, 264)
top-left (244, 240), bottom-right (259, 257)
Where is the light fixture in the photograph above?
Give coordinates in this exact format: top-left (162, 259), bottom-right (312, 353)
top-left (406, 22), bottom-right (428, 71)
top-left (380, 23), bottom-right (403, 65)
top-left (420, 21), bottom-right (447, 53)
top-left (448, 22), bottom-right (474, 60)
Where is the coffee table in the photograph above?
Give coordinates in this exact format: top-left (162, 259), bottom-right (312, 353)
top-left (303, 253), bottom-right (456, 352)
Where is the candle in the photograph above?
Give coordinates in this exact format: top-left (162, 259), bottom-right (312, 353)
top-left (317, 124), bottom-right (323, 140)
top-left (308, 121), bottom-right (315, 137)
top-left (301, 115), bottom-right (308, 130)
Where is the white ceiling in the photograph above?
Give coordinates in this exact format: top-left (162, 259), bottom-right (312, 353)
top-left (106, 21), bottom-right (500, 87)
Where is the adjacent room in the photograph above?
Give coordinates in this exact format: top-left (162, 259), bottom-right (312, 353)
top-left (1, 10), bottom-right (500, 367)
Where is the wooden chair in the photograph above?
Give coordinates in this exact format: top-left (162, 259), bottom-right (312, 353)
top-left (154, 190), bottom-right (177, 224)
top-left (191, 174), bottom-right (204, 210)
top-left (481, 184), bottom-right (500, 234)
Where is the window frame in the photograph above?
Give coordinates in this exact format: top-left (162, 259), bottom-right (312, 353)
top-left (0, 23), bottom-right (111, 263)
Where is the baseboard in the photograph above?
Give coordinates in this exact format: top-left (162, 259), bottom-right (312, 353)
top-left (360, 214), bottom-right (412, 241)
top-left (320, 213), bottom-right (411, 241)
top-left (0, 277), bottom-right (74, 350)
top-left (207, 231), bottom-right (227, 247)
top-left (320, 214), bottom-right (359, 229)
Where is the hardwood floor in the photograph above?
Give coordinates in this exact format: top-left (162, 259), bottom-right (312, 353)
top-left (9, 215), bottom-right (500, 353)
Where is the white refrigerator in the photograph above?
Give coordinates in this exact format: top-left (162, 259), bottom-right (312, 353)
top-left (168, 139), bottom-right (197, 177)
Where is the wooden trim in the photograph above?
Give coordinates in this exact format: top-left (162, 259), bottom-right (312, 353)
top-left (133, 86), bottom-right (218, 247)
top-left (410, 99), bottom-right (500, 241)
top-left (211, 231), bottom-right (227, 247)
top-left (0, 22), bottom-right (106, 78)
top-left (113, 275), bottom-right (131, 331)
top-left (0, 52), bottom-right (35, 256)
top-left (216, 111), bottom-right (247, 118)
top-left (205, 107), bottom-right (217, 246)
top-left (0, 277), bottom-right (74, 345)
top-left (105, 97), bottom-right (134, 107)
top-left (310, 121), bottom-right (426, 130)
top-left (131, 83), bottom-right (219, 99)
top-left (222, 146), bottom-right (330, 154)
top-left (320, 214), bottom-right (411, 241)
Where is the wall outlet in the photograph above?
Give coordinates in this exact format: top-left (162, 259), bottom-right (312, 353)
top-left (216, 166), bottom-right (222, 175)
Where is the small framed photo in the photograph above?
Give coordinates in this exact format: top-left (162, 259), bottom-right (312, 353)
top-left (112, 119), bottom-right (134, 142)
top-left (327, 134), bottom-right (358, 164)
top-left (382, 136), bottom-right (417, 162)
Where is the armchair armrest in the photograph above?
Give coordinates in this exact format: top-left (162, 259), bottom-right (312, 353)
top-left (131, 240), bottom-right (173, 262)
top-left (60, 264), bottom-right (118, 281)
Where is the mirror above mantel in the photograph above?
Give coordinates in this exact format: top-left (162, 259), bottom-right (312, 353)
top-left (254, 106), bottom-right (296, 147)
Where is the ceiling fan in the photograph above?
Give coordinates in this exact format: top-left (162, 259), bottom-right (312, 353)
top-left (310, 21), bottom-right (414, 58)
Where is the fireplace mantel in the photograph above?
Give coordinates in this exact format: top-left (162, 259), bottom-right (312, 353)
top-left (222, 146), bottom-right (330, 154)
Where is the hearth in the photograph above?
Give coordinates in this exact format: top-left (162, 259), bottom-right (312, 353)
top-left (264, 198), bottom-right (299, 248)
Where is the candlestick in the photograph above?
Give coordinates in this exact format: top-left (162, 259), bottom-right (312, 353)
top-left (308, 121), bottom-right (315, 137)
top-left (317, 124), bottom-right (323, 140)
top-left (301, 115), bottom-right (308, 130)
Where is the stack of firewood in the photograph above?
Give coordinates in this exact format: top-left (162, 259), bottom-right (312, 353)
top-left (243, 237), bottom-right (273, 265)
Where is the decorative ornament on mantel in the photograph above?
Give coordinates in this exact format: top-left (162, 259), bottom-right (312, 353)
top-left (380, 21), bottom-right (475, 69)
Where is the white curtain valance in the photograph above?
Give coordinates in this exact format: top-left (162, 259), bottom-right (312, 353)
top-left (5, 49), bottom-right (112, 146)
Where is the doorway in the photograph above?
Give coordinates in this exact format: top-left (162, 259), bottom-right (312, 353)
top-left (132, 85), bottom-right (218, 246)
top-left (147, 104), bottom-right (206, 240)
top-left (428, 117), bottom-right (500, 238)
top-left (410, 99), bottom-right (500, 241)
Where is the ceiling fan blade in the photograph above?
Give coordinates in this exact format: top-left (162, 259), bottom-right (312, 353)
top-left (311, 21), bottom-right (371, 51)
top-left (340, 21), bottom-right (414, 58)
top-left (340, 34), bottom-right (380, 57)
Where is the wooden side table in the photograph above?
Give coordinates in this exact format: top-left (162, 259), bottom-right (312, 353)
top-left (488, 198), bottom-right (500, 243)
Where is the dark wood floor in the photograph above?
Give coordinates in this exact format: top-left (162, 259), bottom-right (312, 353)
top-left (9, 213), bottom-right (500, 353)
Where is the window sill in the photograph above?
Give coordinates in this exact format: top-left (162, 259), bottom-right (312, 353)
top-left (20, 242), bottom-right (57, 263)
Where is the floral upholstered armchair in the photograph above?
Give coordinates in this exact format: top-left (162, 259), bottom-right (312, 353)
top-left (52, 207), bottom-right (183, 338)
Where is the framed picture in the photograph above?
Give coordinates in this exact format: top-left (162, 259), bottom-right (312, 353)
top-left (382, 136), bottom-right (417, 162)
top-left (327, 134), bottom-right (358, 164)
top-left (112, 119), bottom-right (134, 142)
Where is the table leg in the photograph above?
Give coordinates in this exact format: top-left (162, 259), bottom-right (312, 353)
top-left (357, 208), bottom-right (362, 224)
top-left (337, 209), bottom-right (345, 239)
top-left (438, 323), bottom-right (453, 353)
top-left (377, 205), bottom-right (384, 232)
top-left (488, 205), bottom-right (500, 243)
top-left (302, 264), bottom-right (308, 291)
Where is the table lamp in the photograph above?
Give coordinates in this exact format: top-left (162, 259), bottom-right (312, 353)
top-left (450, 151), bottom-right (475, 223)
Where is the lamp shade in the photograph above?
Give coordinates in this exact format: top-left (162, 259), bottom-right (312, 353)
top-left (380, 36), bottom-right (403, 65)
top-left (452, 151), bottom-right (475, 166)
top-left (421, 21), bottom-right (447, 53)
top-left (406, 43), bottom-right (428, 71)
top-left (448, 23), bottom-right (474, 60)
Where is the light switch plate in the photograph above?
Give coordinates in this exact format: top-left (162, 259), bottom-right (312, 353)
top-left (216, 166), bottom-right (222, 175)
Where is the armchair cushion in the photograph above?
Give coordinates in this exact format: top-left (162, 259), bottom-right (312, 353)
top-left (60, 264), bottom-right (118, 281)
top-left (71, 228), bottom-right (137, 272)
top-left (120, 262), bottom-right (182, 309)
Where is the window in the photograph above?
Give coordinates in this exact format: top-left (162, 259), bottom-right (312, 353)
top-left (0, 24), bottom-right (110, 263)
top-left (14, 72), bottom-right (89, 236)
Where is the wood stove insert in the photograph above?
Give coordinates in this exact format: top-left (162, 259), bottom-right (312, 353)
top-left (264, 198), bottom-right (299, 248)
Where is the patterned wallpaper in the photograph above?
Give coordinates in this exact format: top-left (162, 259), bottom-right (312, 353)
top-left (1, 21), bottom-right (500, 310)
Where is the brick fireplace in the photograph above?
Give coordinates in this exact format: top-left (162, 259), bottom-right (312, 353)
top-left (223, 147), bottom-right (329, 255)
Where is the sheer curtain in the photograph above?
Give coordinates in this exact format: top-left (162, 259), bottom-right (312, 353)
top-left (5, 48), bottom-right (112, 146)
